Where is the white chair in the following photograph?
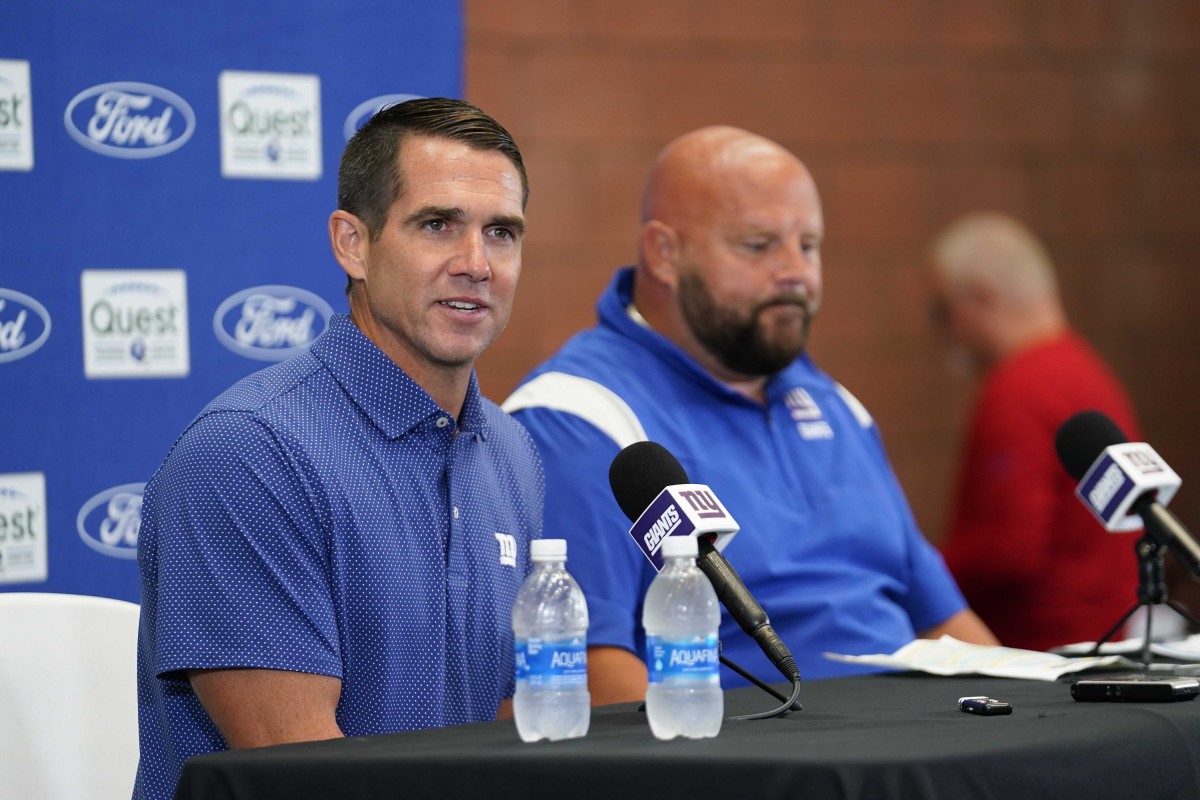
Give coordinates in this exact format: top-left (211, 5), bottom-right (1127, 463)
top-left (0, 592), bottom-right (140, 800)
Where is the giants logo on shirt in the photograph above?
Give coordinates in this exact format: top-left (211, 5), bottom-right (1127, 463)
top-left (786, 387), bottom-right (833, 440)
top-left (494, 532), bottom-right (517, 567)
top-left (785, 387), bottom-right (822, 420)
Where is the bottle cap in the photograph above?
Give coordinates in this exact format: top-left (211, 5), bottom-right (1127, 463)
top-left (659, 536), bottom-right (698, 559)
top-left (530, 538), bottom-right (567, 562)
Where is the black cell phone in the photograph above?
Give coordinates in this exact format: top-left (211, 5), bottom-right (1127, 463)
top-left (958, 696), bottom-right (1013, 715)
top-left (1071, 674), bottom-right (1200, 702)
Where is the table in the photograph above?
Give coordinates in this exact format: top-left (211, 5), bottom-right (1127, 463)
top-left (173, 673), bottom-right (1200, 800)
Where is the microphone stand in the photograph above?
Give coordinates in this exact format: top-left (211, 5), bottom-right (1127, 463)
top-left (1086, 534), bottom-right (1200, 666)
top-left (694, 538), bottom-right (803, 717)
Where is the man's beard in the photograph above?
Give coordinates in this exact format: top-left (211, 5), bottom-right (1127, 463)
top-left (678, 271), bottom-right (814, 376)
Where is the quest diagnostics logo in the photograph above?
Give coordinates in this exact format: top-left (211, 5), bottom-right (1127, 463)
top-left (64, 81), bottom-right (195, 159)
top-left (81, 270), bottom-right (189, 378)
top-left (76, 482), bottom-right (144, 560)
top-left (0, 288), bottom-right (52, 364)
top-left (343, 93), bottom-right (423, 140)
top-left (0, 59), bottom-right (34, 170)
top-left (220, 70), bottom-right (321, 180)
top-left (213, 285), bottom-right (333, 361)
top-left (0, 472), bottom-right (48, 584)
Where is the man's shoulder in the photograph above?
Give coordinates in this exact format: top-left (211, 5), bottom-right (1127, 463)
top-left (204, 351), bottom-right (328, 417)
top-left (481, 395), bottom-right (542, 456)
top-left (530, 325), bottom-right (648, 382)
top-left (507, 322), bottom-right (662, 419)
top-left (504, 369), bottom-right (648, 451)
top-left (158, 353), bottom-right (329, 466)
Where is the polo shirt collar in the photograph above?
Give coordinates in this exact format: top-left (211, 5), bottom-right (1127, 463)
top-left (597, 267), bottom-right (819, 405)
top-left (309, 314), bottom-right (488, 438)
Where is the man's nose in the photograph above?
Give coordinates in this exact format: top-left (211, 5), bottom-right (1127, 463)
top-left (453, 231), bottom-right (491, 282)
top-left (776, 240), bottom-right (817, 290)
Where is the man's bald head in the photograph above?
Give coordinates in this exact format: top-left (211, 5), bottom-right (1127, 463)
top-left (641, 126), bottom-right (820, 231)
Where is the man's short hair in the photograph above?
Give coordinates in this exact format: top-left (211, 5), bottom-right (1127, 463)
top-left (337, 97), bottom-right (528, 242)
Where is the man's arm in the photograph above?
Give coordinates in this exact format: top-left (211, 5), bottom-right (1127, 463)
top-left (496, 698), bottom-right (514, 720)
top-left (587, 645), bottom-right (648, 706)
top-left (917, 609), bottom-right (999, 646)
top-left (188, 668), bottom-right (343, 749)
top-left (941, 396), bottom-right (1061, 598)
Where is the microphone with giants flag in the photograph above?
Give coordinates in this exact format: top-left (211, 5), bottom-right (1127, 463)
top-left (1055, 410), bottom-right (1200, 660)
top-left (608, 441), bottom-right (802, 717)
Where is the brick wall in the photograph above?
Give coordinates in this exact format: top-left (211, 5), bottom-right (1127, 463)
top-left (465, 0), bottom-right (1200, 548)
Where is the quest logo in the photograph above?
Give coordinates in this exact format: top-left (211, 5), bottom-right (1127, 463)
top-left (0, 288), bottom-right (51, 364)
top-left (76, 482), bottom-right (145, 560)
top-left (219, 70), bottom-right (321, 180)
top-left (0, 472), bottom-right (48, 584)
top-left (213, 285), bottom-right (334, 361)
top-left (0, 58), bottom-right (34, 171)
top-left (64, 81), bottom-right (195, 159)
top-left (343, 93), bottom-right (423, 140)
top-left (81, 269), bottom-right (190, 378)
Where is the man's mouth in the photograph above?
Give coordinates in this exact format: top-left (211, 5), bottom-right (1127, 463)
top-left (762, 298), bottom-right (808, 314)
top-left (439, 300), bottom-right (482, 311)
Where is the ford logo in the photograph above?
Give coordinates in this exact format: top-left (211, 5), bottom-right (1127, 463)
top-left (213, 285), bottom-right (334, 361)
top-left (0, 288), bottom-right (51, 364)
top-left (76, 482), bottom-right (145, 560)
top-left (343, 93), bottom-right (424, 140)
top-left (64, 81), bottom-right (195, 159)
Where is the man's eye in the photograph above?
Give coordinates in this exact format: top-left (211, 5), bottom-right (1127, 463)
top-left (424, 219), bottom-right (447, 232)
top-left (745, 240), bottom-right (770, 252)
top-left (491, 227), bottom-right (513, 240)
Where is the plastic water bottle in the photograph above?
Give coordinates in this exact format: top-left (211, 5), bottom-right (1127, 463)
top-left (642, 536), bottom-right (723, 739)
top-left (512, 538), bottom-right (590, 742)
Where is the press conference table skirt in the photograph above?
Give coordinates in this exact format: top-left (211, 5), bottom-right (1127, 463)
top-left (173, 672), bottom-right (1200, 800)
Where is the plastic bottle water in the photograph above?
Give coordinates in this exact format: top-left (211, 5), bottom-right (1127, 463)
top-left (642, 536), bottom-right (723, 739)
top-left (512, 538), bottom-right (590, 742)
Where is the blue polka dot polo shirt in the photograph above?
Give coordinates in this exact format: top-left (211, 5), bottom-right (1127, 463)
top-left (133, 314), bottom-right (543, 800)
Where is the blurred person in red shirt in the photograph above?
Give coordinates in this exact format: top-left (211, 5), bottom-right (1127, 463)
top-left (929, 212), bottom-right (1140, 651)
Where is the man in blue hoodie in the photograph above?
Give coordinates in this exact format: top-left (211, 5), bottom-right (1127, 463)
top-left (505, 126), bottom-right (995, 705)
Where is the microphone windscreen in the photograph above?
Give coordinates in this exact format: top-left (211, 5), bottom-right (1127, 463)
top-left (608, 441), bottom-right (690, 522)
top-left (1054, 410), bottom-right (1130, 480)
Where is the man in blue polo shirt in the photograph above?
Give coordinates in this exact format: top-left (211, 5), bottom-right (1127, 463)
top-left (504, 126), bottom-right (995, 705)
top-left (135, 98), bottom-right (541, 800)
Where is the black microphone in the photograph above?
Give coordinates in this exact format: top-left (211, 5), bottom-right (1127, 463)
top-left (1055, 410), bottom-right (1200, 578)
top-left (609, 441), bottom-right (801, 683)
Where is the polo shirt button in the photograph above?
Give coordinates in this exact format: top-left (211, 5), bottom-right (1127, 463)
top-left (453, 506), bottom-right (460, 520)
top-left (436, 417), bottom-right (450, 428)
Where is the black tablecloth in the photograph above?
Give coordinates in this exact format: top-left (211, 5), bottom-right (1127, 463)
top-left (174, 673), bottom-right (1200, 800)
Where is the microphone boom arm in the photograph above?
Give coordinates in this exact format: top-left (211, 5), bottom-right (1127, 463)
top-left (697, 538), bottom-right (801, 683)
top-left (1136, 496), bottom-right (1200, 578)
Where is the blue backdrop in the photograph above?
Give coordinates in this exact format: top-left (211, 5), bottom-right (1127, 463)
top-left (0, 1), bottom-right (463, 602)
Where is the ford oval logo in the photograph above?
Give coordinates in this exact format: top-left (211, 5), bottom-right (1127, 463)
top-left (64, 81), bottom-right (195, 159)
top-left (213, 285), bottom-right (334, 361)
top-left (343, 93), bottom-right (424, 140)
top-left (76, 482), bottom-right (145, 560)
top-left (0, 288), bottom-right (52, 364)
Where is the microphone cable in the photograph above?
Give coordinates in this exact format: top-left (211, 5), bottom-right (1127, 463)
top-left (720, 652), bottom-right (803, 718)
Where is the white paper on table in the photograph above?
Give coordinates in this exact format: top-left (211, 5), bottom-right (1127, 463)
top-left (824, 635), bottom-right (1141, 681)
top-left (1053, 632), bottom-right (1200, 661)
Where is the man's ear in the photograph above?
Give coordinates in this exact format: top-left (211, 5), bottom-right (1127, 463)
top-left (639, 220), bottom-right (681, 290)
top-left (330, 210), bottom-right (369, 283)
